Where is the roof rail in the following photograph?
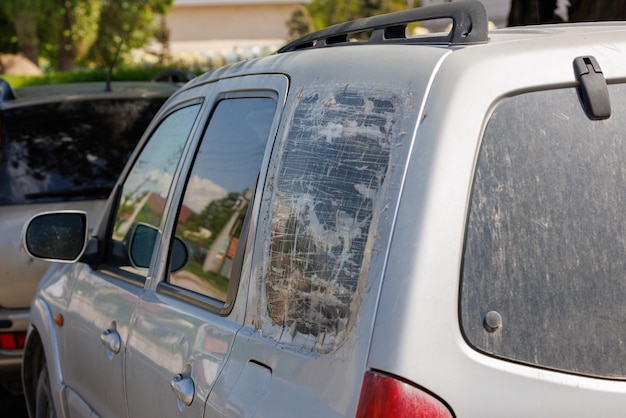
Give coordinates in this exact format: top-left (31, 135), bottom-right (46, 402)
top-left (0, 78), bottom-right (16, 101)
top-left (278, 0), bottom-right (488, 53)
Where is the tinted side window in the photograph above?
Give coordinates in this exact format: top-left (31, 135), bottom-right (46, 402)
top-left (0, 98), bottom-right (166, 206)
top-left (462, 84), bottom-right (626, 378)
top-left (107, 104), bottom-right (201, 278)
top-left (259, 86), bottom-right (404, 353)
top-left (168, 97), bottom-right (277, 304)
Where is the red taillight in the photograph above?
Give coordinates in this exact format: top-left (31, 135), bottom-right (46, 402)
top-left (357, 370), bottom-right (453, 418)
top-left (0, 332), bottom-right (27, 350)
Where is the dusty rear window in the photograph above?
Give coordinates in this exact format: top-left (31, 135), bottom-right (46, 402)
top-left (258, 85), bottom-right (407, 353)
top-left (462, 84), bottom-right (626, 378)
top-left (0, 97), bottom-right (166, 206)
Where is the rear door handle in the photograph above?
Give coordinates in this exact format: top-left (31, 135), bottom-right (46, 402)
top-left (171, 373), bottom-right (195, 407)
top-left (100, 329), bottom-right (121, 354)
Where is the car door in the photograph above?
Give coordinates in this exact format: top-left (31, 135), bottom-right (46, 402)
top-left (123, 75), bottom-right (287, 417)
top-left (60, 102), bottom-right (202, 418)
top-left (203, 82), bottom-right (410, 417)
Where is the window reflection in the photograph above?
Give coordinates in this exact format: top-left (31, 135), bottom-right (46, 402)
top-left (107, 104), bottom-right (201, 276)
top-left (1, 98), bottom-right (167, 206)
top-left (170, 98), bottom-right (276, 302)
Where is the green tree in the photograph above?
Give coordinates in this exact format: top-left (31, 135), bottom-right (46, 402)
top-left (287, 7), bottom-right (313, 41)
top-left (53, 0), bottom-right (102, 72)
top-left (0, 10), bottom-right (18, 55)
top-left (290, 0), bottom-right (419, 37)
top-left (1, 0), bottom-right (172, 72)
top-left (83, 0), bottom-right (173, 69)
top-left (0, 0), bottom-right (42, 64)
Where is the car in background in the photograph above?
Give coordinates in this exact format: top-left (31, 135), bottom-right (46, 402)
top-left (20, 1), bottom-right (626, 416)
top-left (0, 75), bottom-right (185, 392)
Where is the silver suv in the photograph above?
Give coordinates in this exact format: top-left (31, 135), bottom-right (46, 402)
top-left (0, 77), bottom-right (180, 392)
top-left (21, 2), bottom-right (626, 416)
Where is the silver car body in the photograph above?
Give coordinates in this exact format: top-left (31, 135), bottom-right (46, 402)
top-left (0, 80), bottom-right (179, 390)
top-left (0, 200), bottom-right (103, 384)
top-left (21, 4), bottom-right (626, 417)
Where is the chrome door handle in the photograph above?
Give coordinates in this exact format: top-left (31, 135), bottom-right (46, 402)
top-left (170, 373), bottom-right (195, 407)
top-left (100, 329), bottom-right (121, 354)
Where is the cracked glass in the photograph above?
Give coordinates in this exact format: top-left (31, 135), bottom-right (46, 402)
top-left (259, 85), bottom-right (406, 353)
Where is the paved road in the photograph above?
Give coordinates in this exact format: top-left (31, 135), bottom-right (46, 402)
top-left (0, 388), bottom-right (28, 417)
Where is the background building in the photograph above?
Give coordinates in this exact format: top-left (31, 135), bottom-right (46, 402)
top-left (166, 0), bottom-right (306, 57)
top-left (160, 0), bottom-right (512, 69)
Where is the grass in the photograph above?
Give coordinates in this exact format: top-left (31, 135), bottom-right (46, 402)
top-left (1, 67), bottom-right (197, 88)
top-left (184, 260), bottom-right (230, 294)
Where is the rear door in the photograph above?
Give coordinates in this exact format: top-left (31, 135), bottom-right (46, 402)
top-left (60, 102), bottom-right (201, 417)
top-left (204, 81), bottom-right (413, 417)
top-left (124, 75), bottom-right (287, 417)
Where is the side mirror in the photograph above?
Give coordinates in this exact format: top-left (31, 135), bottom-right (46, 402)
top-left (127, 223), bottom-right (188, 272)
top-left (170, 236), bottom-right (189, 273)
top-left (22, 211), bottom-right (88, 263)
top-left (126, 222), bottom-right (158, 269)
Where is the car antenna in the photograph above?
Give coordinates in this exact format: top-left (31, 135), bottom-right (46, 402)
top-left (105, 38), bottom-right (124, 92)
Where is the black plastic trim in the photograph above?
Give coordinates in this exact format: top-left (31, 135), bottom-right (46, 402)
top-left (278, 0), bottom-right (488, 53)
top-left (574, 56), bottom-right (612, 120)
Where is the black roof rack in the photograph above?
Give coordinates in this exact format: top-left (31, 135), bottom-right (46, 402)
top-left (0, 78), bottom-right (16, 101)
top-left (278, 0), bottom-right (488, 53)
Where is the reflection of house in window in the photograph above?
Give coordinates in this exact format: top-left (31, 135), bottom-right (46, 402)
top-left (117, 191), bottom-right (193, 237)
top-left (170, 189), bottom-right (252, 301)
top-left (202, 189), bottom-right (251, 278)
top-left (146, 193), bottom-right (193, 224)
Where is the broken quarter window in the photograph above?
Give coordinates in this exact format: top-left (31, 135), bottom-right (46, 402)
top-left (259, 85), bottom-right (406, 353)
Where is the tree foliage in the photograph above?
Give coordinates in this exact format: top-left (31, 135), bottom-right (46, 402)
top-left (290, 0), bottom-right (626, 41)
top-left (0, 0), bottom-right (173, 72)
top-left (0, 10), bottom-right (18, 55)
top-left (51, 0), bottom-right (103, 72)
top-left (0, 0), bottom-right (44, 64)
top-left (289, 0), bottom-right (420, 38)
top-left (83, 0), bottom-right (173, 69)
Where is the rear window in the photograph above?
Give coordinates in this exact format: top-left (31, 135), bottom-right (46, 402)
top-left (462, 84), bottom-right (626, 378)
top-left (0, 97), bottom-right (166, 206)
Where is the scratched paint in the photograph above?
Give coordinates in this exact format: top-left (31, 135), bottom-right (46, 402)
top-left (258, 84), bottom-right (407, 353)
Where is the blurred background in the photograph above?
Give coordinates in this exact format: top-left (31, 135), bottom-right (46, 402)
top-left (1, 0), bottom-right (625, 84)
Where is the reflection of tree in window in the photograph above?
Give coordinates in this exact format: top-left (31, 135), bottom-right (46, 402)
top-left (169, 97), bottom-right (277, 302)
top-left (106, 104), bottom-right (201, 274)
top-left (172, 189), bottom-right (252, 300)
top-left (1, 98), bottom-right (166, 206)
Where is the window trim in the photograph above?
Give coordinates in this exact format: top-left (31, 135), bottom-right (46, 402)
top-left (158, 89), bottom-right (282, 316)
top-left (157, 281), bottom-right (228, 312)
top-left (96, 99), bottom-right (205, 283)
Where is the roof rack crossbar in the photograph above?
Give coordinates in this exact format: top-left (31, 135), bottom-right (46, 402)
top-left (278, 0), bottom-right (488, 53)
top-left (0, 78), bottom-right (16, 101)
